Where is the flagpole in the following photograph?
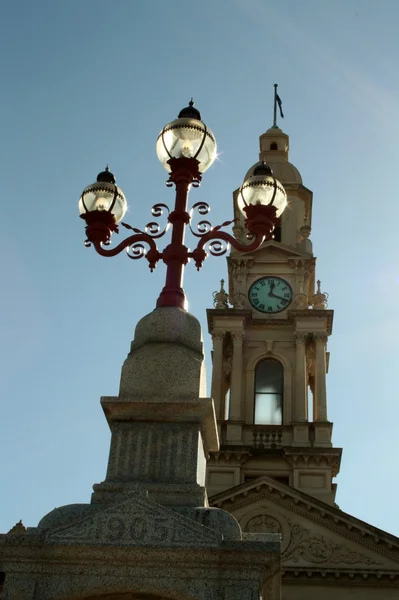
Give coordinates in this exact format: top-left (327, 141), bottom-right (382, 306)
top-left (273, 83), bottom-right (278, 127)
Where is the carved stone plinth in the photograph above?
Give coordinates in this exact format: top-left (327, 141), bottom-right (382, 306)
top-left (0, 492), bottom-right (281, 600)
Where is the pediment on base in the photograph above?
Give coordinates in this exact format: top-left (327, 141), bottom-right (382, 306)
top-left (210, 476), bottom-right (399, 572)
top-left (46, 493), bottom-right (222, 548)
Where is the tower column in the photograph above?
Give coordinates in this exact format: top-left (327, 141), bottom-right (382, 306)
top-left (314, 333), bottom-right (328, 421)
top-left (229, 331), bottom-right (244, 420)
top-left (211, 331), bottom-right (225, 420)
top-left (294, 333), bottom-right (308, 422)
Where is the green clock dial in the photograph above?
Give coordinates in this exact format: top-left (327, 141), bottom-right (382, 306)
top-left (248, 276), bottom-right (293, 314)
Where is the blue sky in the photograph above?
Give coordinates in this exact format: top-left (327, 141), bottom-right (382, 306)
top-left (1, 0), bottom-right (399, 535)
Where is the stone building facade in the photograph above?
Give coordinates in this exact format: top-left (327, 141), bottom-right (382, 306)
top-left (206, 124), bottom-right (399, 598)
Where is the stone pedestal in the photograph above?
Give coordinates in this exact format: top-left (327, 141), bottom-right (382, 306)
top-left (92, 307), bottom-right (218, 507)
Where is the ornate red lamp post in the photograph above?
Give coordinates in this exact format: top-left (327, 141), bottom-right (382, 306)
top-left (79, 101), bottom-right (287, 310)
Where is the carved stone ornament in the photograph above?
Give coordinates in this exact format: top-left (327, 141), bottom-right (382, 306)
top-left (46, 494), bottom-right (222, 547)
top-left (247, 514), bottom-right (282, 534)
top-left (213, 279), bottom-right (229, 309)
top-left (242, 510), bottom-right (290, 553)
top-left (283, 521), bottom-right (381, 566)
top-left (212, 330), bottom-right (225, 343)
top-left (231, 331), bottom-right (245, 343)
top-left (312, 279), bottom-right (328, 309)
top-left (232, 222), bottom-right (246, 243)
top-left (222, 354), bottom-right (232, 379)
top-left (7, 520), bottom-right (26, 535)
top-left (293, 280), bottom-right (308, 308)
top-left (230, 258), bottom-right (253, 308)
top-left (294, 333), bottom-right (308, 344)
top-left (313, 332), bottom-right (328, 344)
top-left (232, 292), bottom-right (247, 309)
top-left (294, 293), bottom-right (308, 309)
top-left (288, 258), bottom-right (303, 273)
top-left (299, 216), bottom-right (311, 240)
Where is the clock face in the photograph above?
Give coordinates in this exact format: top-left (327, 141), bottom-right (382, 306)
top-left (248, 276), bottom-right (293, 314)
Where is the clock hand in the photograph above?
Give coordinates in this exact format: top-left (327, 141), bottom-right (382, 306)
top-left (268, 281), bottom-right (276, 296)
top-left (269, 293), bottom-right (289, 301)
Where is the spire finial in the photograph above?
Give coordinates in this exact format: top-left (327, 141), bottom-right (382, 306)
top-left (272, 84), bottom-right (284, 128)
top-left (316, 279), bottom-right (321, 294)
top-left (189, 97), bottom-right (194, 106)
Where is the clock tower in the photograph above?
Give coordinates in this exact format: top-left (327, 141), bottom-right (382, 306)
top-left (206, 123), bottom-right (341, 506)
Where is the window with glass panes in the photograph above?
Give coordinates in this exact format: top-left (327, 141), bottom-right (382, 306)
top-left (254, 359), bottom-right (283, 425)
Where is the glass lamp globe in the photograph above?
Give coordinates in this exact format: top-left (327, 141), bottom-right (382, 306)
top-left (237, 162), bottom-right (287, 217)
top-left (78, 167), bottom-right (127, 224)
top-left (156, 100), bottom-right (217, 173)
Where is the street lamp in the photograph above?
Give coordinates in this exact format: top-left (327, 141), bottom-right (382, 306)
top-left (79, 101), bottom-right (287, 310)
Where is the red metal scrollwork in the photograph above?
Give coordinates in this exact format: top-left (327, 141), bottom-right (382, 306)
top-left (82, 158), bottom-right (278, 310)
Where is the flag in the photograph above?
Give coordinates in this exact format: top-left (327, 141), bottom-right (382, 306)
top-left (276, 92), bottom-right (284, 119)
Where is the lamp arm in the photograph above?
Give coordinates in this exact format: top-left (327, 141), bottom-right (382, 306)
top-left (190, 227), bottom-right (265, 270)
top-left (93, 233), bottom-right (162, 271)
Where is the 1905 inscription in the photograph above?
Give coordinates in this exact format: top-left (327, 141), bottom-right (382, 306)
top-left (49, 507), bottom-right (221, 547)
top-left (95, 515), bottom-right (172, 544)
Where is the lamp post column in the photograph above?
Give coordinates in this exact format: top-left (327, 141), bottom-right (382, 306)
top-left (314, 333), bottom-right (328, 421)
top-left (157, 159), bottom-right (200, 310)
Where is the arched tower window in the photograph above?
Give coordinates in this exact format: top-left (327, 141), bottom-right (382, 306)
top-left (254, 359), bottom-right (283, 425)
top-left (270, 142), bottom-right (278, 150)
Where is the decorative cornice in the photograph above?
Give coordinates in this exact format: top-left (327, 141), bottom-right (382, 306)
top-left (227, 256), bottom-right (254, 271)
top-left (208, 450), bottom-right (251, 465)
top-left (206, 309), bottom-right (252, 333)
top-left (284, 449), bottom-right (341, 477)
top-left (209, 445), bottom-right (341, 475)
top-left (207, 306), bottom-right (334, 334)
top-left (282, 569), bottom-right (399, 587)
top-left (288, 257), bottom-right (316, 272)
